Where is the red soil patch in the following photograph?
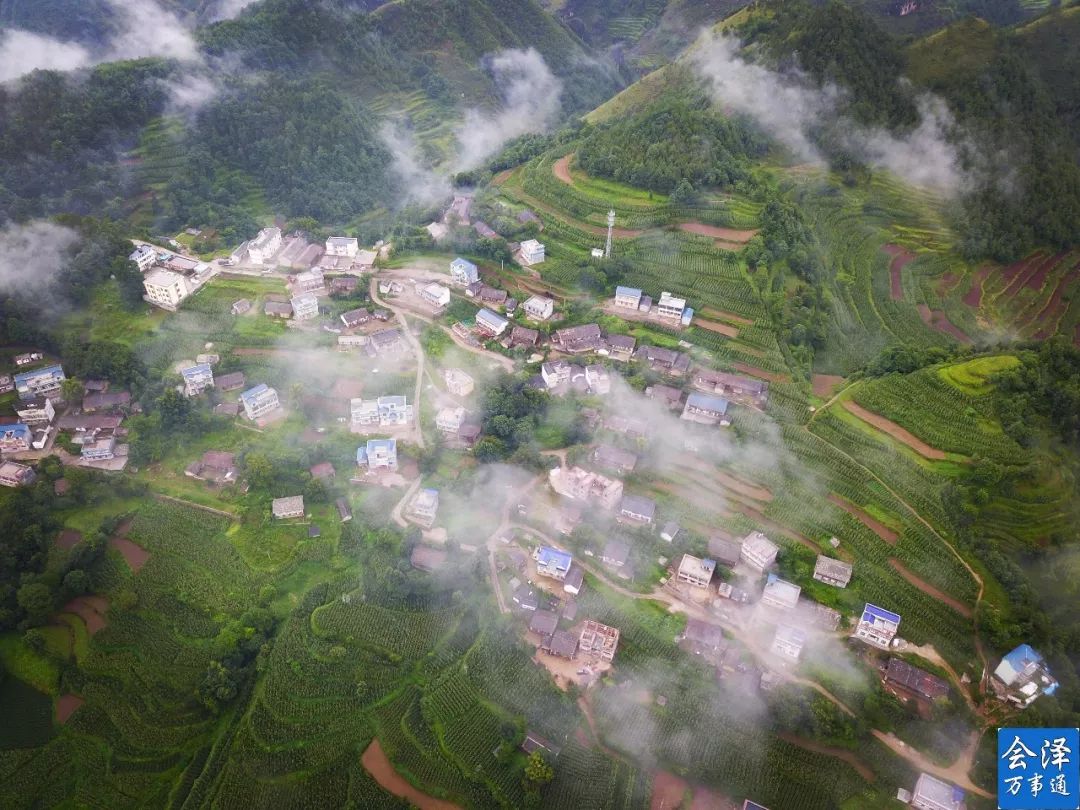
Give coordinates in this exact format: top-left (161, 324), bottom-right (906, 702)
top-left (828, 494), bottom-right (899, 545)
top-left (109, 537), bottom-right (150, 573)
top-left (1002, 252), bottom-right (1063, 298)
top-left (962, 266), bottom-right (992, 307)
top-left (882, 245), bottom-right (916, 301)
top-left (55, 694), bottom-right (84, 725)
top-left (574, 727), bottom-right (592, 747)
top-left (888, 558), bottom-right (973, 618)
top-left (715, 470), bottom-right (773, 502)
top-left (699, 307), bottom-right (753, 326)
top-left (652, 770), bottom-right (690, 810)
top-left (842, 400), bottom-right (948, 459)
top-left (693, 319), bottom-right (740, 338)
top-left (361, 740), bottom-right (462, 810)
top-left (677, 222), bottom-right (758, 245)
top-left (935, 272), bottom-right (961, 296)
top-left (916, 305), bottom-right (972, 344)
top-left (812, 374), bottom-right (845, 398)
top-left (997, 253), bottom-right (1041, 292)
top-left (1030, 263), bottom-right (1080, 339)
top-left (689, 788), bottom-right (739, 810)
top-left (552, 153), bottom-right (574, 185)
top-left (492, 169), bottom-right (512, 186)
top-left (56, 530), bottom-right (84, 551)
top-left (731, 362), bottom-right (789, 384)
top-left (63, 596), bottom-right (109, 635)
top-left (778, 732), bottom-right (876, 782)
top-left (1024, 251), bottom-right (1068, 291)
top-left (1074, 324), bottom-right (1080, 348)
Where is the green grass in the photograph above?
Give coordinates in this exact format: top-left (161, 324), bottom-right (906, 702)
top-left (937, 355), bottom-right (1019, 395)
top-left (0, 635), bottom-right (62, 695)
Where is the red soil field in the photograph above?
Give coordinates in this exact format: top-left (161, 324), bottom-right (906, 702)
top-left (1030, 264), bottom-right (1080, 339)
top-left (652, 771), bottom-right (690, 810)
top-left (843, 400), bottom-right (949, 459)
top-left (828, 494), bottom-right (899, 545)
top-left (731, 362), bottom-right (790, 384)
top-left (962, 266), bottom-right (992, 307)
top-left (361, 740), bottom-right (462, 810)
top-left (56, 530), bottom-right (83, 550)
top-left (676, 222), bottom-right (758, 244)
top-left (63, 596), bottom-right (110, 635)
top-left (1023, 251), bottom-right (1069, 291)
top-left (693, 319), bottom-right (740, 338)
top-left (109, 537), bottom-right (150, 573)
top-left (916, 304), bottom-right (972, 344)
top-left (811, 374), bottom-right (845, 398)
top-left (552, 153), bottom-right (574, 185)
top-left (889, 558), bottom-right (973, 618)
top-left (935, 272), bottom-right (961, 296)
top-left (882, 245), bottom-right (915, 301)
top-left (699, 307), bottom-right (753, 325)
top-left (55, 694), bottom-right (84, 725)
top-left (778, 732), bottom-right (876, 782)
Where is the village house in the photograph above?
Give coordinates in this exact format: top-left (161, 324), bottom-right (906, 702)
top-left (603, 414), bottom-right (648, 439)
top-left (0, 460), bottom-right (35, 488)
top-left (740, 531), bottom-right (778, 572)
top-left (813, 555), bottom-right (853, 588)
top-left (247, 227), bottom-right (282, 265)
top-left (708, 536), bottom-right (743, 568)
top-left (450, 257), bottom-right (480, 286)
top-left (600, 333), bottom-right (636, 362)
top-left (14, 352), bottom-right (44, 367)
top-left (553, 323), bottom-right (602, 354)
top-left (541, 360), bottom-right (571, 389)
top-left (292, 267), bottom-right (326, 296)
top-left (408, 488), bottom-right (440, 526)
top-left (264, 300), bottom-right (293, 318)
top-left (585, 365), bottom-right (610, 394)
top-left (681, 619), bottom-right (726, 656)
top-left (378, 280), bottom-right (403, 296)
top-left (529, 610), bottom-right (559, 637)
top-left (682, 392), bottom-right (730, 426)
top-left (522, 295), bottom-right (554, 321)
top-left (373, 308), bottom-right (390, 321)
top-left (330, 276), bottom-right (359, 295)
top-left (338, 335), bottom-right (367, 350)
top-left (507, 325), bottom-right (540, 348)
top-left (473, 220), bottom-right (498, 240)
top-left (910, 773), bottom-right (964, 810)
top-left (563, 565), bottom-right (584, 596)
top-left (883, 658), bottom-right (949, 706)
top-left (520, 239), bottom-right (545, 265)
top-left (591, 444), bottom-right (637, 473)
top-left (534, 546), bottom-right (573, 581)
top-left (356, 438), bottom-right (398, 471)
top-left (0, 375), bottom-right (13, 394)
top-left (129, 243), bottom-right (157, 271)
top-left (370, 328), bottom-right (407, 356)
top-left (693, 369), bottom-right (770, 408)
top-left (0, 424), bottom-right (33, 453)
top-left (336, 498), bottom-right (353, 522)
top-left (215, 371), bottom-right (246, 392)
top-left (340, 308), bottom-right (370, 329)
top-left (181, 363), bottom-right (214, 397)
top-left (656, 291), bottom-right (688, 321)
top-left (521, 731), bottom-right (560, 760)
top-left (57, 413), bottom-right (122, 434)
top-left (143, 269), bottom-right (191, 311)
top-left (542, 630), bottom-right (578, 659)
top-left (479, 286), bottom-right (507, 307)
top-left (81, 436), bottom-right (117, 461)
top-left (634, 345), bottom-right (691, 376)
top-left (15, 397), bottom-right (55, 425)
top-left (464, 281), bottom-right (483, 298)
top-left (436, 406), bottom-right (466, 434)
top-left (278, 237), bottom-right (321, 270)
top-left (661, 522), bottom-right (681, 543)
top-left (14, 365), bottom-right (65, 401)
top-left (579, 620), bottom-right (619, 661)
top-left (475, 308), bottom-right (509, 337)
top-left (614, 286), bottom-right (642, 309)
top-left (272, 496), bottom-right (305, 519)
top-left (991, 643), bottom-right (1058, 708)
top-left (439, 369), bottom-right (472, 398)
top-left (549, 466), bottom-right (624, 509)
top-left (350, 395), bottom-right (413, 427)
top-left (81, 391), bottom-right (131, 413)
top-left (231, 298), bottom-right (253, 316)
top-left (197, 353), bottom-right (219, 366)
top-left (325, 236), bottom-right (359, 257)
top-left (761, 574), bottom-right (801, 611)
top-left (676, 554), bottom-right (716, 588)
top-left (290, 292), bottom-right (320, 321)
top-left (618, 494), bottom-right (656, 525)
top-left (645, 384), bottom-right (683, 409)
top-left (185, 450), bottom-right (239, 484)
top-left (417, 282), bottom-right (451, 310)
top-left (854, 603), bottom-right (902, 649)
top-left (411, 545), bottom-right (448, 573)
top-left (601, 539), bottom-right (630, 570)
top-left (240, 384), bottom-right (281, 421)
top-left (513, 583), bottom-right (539, 611)
top-left (771, 625), bottom-right (806, 661)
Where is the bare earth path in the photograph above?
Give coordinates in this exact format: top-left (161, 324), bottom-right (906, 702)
top-left (888, 558), bottom-right (974, 618)
top-left (842, 400), bottom-right (948, 460)
top-left (369, 279), bottom-right (426, 449)
top-left (361, 740), bottom-right (462, 810)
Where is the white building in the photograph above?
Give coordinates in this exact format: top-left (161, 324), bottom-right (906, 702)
top-left (761, 574), bottom-right (801, 611)
top-left (476, 308), bottom-right (509, 336)
top-left (522, 295), bottom-right (554, 321)
top-left (14, 397), bottom-right (55, 425)
top-left (740, 531), bottom-right (779, 572)
top-left (676, 554), bottom-right (716, 589)
top-left (240, 384), bottom-right (281, 421)
top-left (357, 438), bottom-right (398, 471)
top-left (14, 365), bottom-right (65, 401)
top-left (853, 603), bottom-right (901, 649)
top-left (247, 227), bottom-right (282, 265)
top-left (450, 257), bottom-right (479, 286)
top-left (293, 267), bottom-right (326, 295)
top-left (129, 244), bottom-right (157, 271)
top-left (771, 625), bottom-right (806, 661)
top-left (291, 293), bottom-right (320, 321)
top-left (325, 236), bottom-right (359, 257)
top-left (81, 436), bottom-right (116, 461)
top-left (656, 291), bottom-right (687, 320)
top-left (408, 488), bottom-right (440, 525)
top-left (444, 369), bottom-right (475, 397)
top-left (181, 363), bottom-right (215, 397)
top-left (585, 365), bottom-right (610, 394)
top-left (541, 360), bottom-right (571, 389)
top-left (417, 282), bottom-right (450, 309)
top-left (350, 395), bottom-right (413, 427)
top-left (0, 461), bottom-right (36, 488)
top-left (910, 773), bottom-right (964, 810)
top-left (143, 269), bottom-right (191, 311)
top-left (614, 286), bottom-right (642, 309)
top-left (520, 239), bottom-right (545, 265)
top-left (436, 406), bottom-right (466, 434)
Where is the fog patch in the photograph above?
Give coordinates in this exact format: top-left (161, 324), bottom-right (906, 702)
top-left (0, 30), bottom-right (92, 82)
top-left (0, 220), bottom-right (81, 292)
top-left (379, 121), bottom-right (452, 208)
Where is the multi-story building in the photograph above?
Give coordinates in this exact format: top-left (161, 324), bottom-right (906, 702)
top-left (522, 295), bottom-right (554, 320)
top-left (656, 291), bottom-right (687, 320)
top-left (247, 227), bottom-right (282, 265)
top-left (614, 286), bottom-right (642, 309)
top-left (14, 365), bottom-right (65, 401)
top-left (450, 257), bottom-right (479, 286)
top-left (771, 625), bottom-right (806, 661)
top-left (14, 397), bottom-right (55, 425)
top-left (356, 438), bottom-right (398, 471)
top-left (325, 236), bottom-right (359, 257)
top-left (417, 282), bottom-right (450, 309)
top-left (548, 466), bottom-right (623, 509)
top-left (676, 554), bottom-right (716, 588)
top-left (240, 384), bottom-right (281, 421)
top-left (991, 643), bottom-right (1058, 708)
top-left (290, 293), bottom-right (320, 321)
top-left (444, 369), bottom-right (474, 397)
top-left (910, 773), bottom-right (964, 810)
top-left (520, 239), bottom-right (545, 265)
top-left (740, 531), bottom-right (778, 571)
top-left (476, 308), bottom-right (509, 336)
top-left (143, 269), bottom-right (191, 310)
top-left (81, 436), bottom-right (117, 461)
top-left (541, 360), bottom-right (571, 389)
top-left (129, 244), bottom-right (157, 271)
top-left (349, 395), bottom-right (413, 427)
top-left (0, 424), bottom-right (33, 453)
top-left (181, 363), bottom-right (215, 397)
top-left (534, 546), bottom-right (572, 581)
top-left (408, 488), bottom-right (440, 526)
top-left (761, 574), bottom-right (801, 611)
top-left (585, 365), bottom-right (610, 394)
top-left (435, 406), bottom-right (466, 434)
top-left (853, 603), bottom-right (901, 649)
top-left (0, 460), bottom-right (36, 487)
top-left (293, 267), bottom-right (326, 295)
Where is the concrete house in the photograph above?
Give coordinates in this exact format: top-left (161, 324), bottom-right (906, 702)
top-left (272, 495), bottom-right (305, 519)
top-left (618, 494), bottom-right (656, 525)
top-left (991, 644), bottom-right (1058, 708)
top-left (407, 488), bottom-right (440, 526)
top-left (0, 460), bottom-right (36, 488)
top-left (340, 308), bottom-right (370, 328)
top-left (553, 324), bottom-right (602, 354)
top-left (585, 365), bottom-right (610, 395)
top-left (910, 773), bottom-right (964, 810)
top-left (14, 365), bottom-right (65, 401)
top-left (541, 630), bottom-right (578, 660)
top-left (591, 445), bottom-right (637, 473)
top-left (247, 227), bottom-right (282, 265)
top-left (356, 438), bottom-right (398, 471)
top-left (264, 300), bottom-right (293, 318)
top-left (676, 554), bottom-right (716, 588)
top-left (771, 625), bottom-right (806, 661)
top-left (601, 539), bottom-right (630, 569)
top-left (549, 466), bottom-right (623, 509)
top-left (325, 236), bottom-right (359, 257)
top-left (579, 620), bottom-right (619, 661)
top-left (81, 436), bottom-right (116, 461)
top-left (0, 424), bottom-right (33, 453)
top-left (813, 555), bottom-right (853, 588)
top-left (143, 269), bottom-right (191, 310)
top-left (563, 565), bottom-right (584, 596)
top-left (436, 406), bottom-right (466, 434)
top-left (475, 308), bottom-right (509, 336)
top-left (656, 291), bottom-right (687, 320)
top-left (293, 267), bottom-right (326, 295)
top-left (534, 546), bottom-right (572, 581)
top-left (854, 603), bottom-right (901, 649)
top-left (370, 328), bottom-right (407, 356)
top-left (290, 292), bottom-right (320, 321)
top-left (614, 286), bottom-right (642, 309)
top-left (693, 370), bottom-right (769, 408)
top-left (520, 239), bottom-right (545, 265)
top-left (350, 395), bottom-right (413, 427)
top-left (15, 397), bottom-right (55, 425)
top-left (129, 243), bottom-right (157, 271)
top-left (634, 345), bottom-right (691, 375)
top-left (523, 295), bottom-right (554, 320)
top-left (450, 257), bottom-right (479, 286)
top-left (541, 360), bottom-right (571, 389)
top-left (240, 384), bottom-right (281, 421)
top-left (740, 531), bottom-right (778, 571)
top-left (417, 282), bottom-right (450, 309)
top-left (14, 352), bottom-right (43, 366)
top-left (761, 574), bottom-right (801, 611)
top-left (181, 363), bottom-right (214, 397)
top-left (600, 334), bottom-right (636, 362)
top-left (682, 392), bottom-right (730, 425)
top-left (440, 369), bottom-right (473, 398)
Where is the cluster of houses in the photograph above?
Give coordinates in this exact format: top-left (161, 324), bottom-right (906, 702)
top-left (613, 285), bottom-right (694, 327)
top-left (131, 243), bottom-right (214, 311)
top-left (225, 230), bottom-right (377, 274)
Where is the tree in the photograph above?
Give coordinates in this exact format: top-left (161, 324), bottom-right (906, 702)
top-left (524, 751), bottom-right (554, 786)
top-left (16, 582), bottom-right (55, 626)
top-left (157, 389), bottom-right (191, 429)
top-left (60, 378), bottom-right (85, 403)
top-left (62, 569), bottom-right (90, 598)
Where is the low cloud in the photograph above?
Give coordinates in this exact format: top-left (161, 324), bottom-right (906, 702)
top-left (208, 0), bottom-right (260, 23)
top-left (380, 122), bottom-right (452, 208)
top-left (0, 220), bottom-right (80, 293)
top-left (163, 71), bottom-right (220, 116)
top-left (691, 32), bottom-right (964, 192)
top-left (0, 29), bottom-right (92, 82)
top-left (455, 48), bottom-right (563, 171)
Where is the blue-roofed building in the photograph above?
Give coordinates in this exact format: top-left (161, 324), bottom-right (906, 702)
top-left (14, 364), bottom-right (65, 401)
top-left (614, 286), bottom-right (642, 309)
top-left (533, 546), bottom-right (573, 581)
top-left (475, 307), bottom-right (509, 336)
top-left (854, 603), bottom-right (901, 649)
top-left (408, 488), bottom-right (439, 526)
top-left (356, 438), bottom-right (397, 471)
top-left (991, 643), bottom-right (1058, 707)
top-left (743, 800), bottom-right (771, 810)
top-left (682, 391), bottom-right (730, 425)
top-left (0, 423), bottom-right (33, 453)
top-left (181, 363), bottom-right (214, 397)
top-left (450, 257), bottom-right (479, 286)
top-left (680, 307), bottom-right (694, 327)
top-left (911, 772), bottom-right (964, 810)
top-left (240, 384), bottom-right (280, 421)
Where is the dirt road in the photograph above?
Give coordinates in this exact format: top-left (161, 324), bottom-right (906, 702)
top-left (370, 279), bottom-right (426, 449)
top-left (842, 400), bottom-right (948, 460)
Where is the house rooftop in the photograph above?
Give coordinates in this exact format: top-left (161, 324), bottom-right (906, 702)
top-left (912, 773), bottom-right (964, 810)
top-left (763, 574), bottom-right (801, 609)
top-left (885, 658), bottom-right (949, 700)
top-left (814, 555), bottom-right (853, 582)
top-left (545, 630), bottom-right (579, 658)
top-left (529, 610), bottom-right (559, 636)
top-left (602, 539), bottom-right (630, 566)
top-left (685, 391), bottom-right (730, 414)
top-left (536, 546), bottom-right (572, 570)
top-left (620, 494), bottom-right (656, 520)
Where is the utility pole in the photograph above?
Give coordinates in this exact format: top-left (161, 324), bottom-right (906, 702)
top-left (604, 209), bottom-right (615, 259)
